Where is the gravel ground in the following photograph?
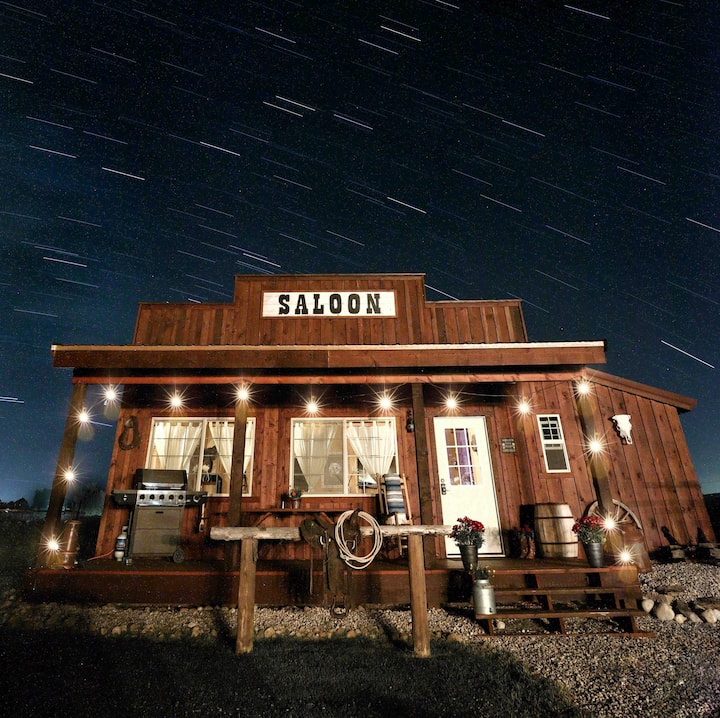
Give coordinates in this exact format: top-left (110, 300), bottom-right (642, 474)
top-left (2, 561), bottom-right (720, 717)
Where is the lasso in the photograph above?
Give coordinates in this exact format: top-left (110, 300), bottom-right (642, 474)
top-left (334, 510), bottom-right (383, 570)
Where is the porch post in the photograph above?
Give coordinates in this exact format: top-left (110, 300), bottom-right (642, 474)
top-left (226, 400), bottom-right (248, 570)
top-left (407, 532), bottom-right (431, 657)
top-left (411, 383), bottom-right (434, 565)
top-left (235, 537), bottom-right (257, 655)
top-left (576, 387), bottom-right (623, 557)
top-left (37, 382), bottom-right (87, 568)
top-left (576, 390), bottom-right (615, 514)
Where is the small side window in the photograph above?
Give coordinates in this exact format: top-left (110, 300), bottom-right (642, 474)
top-left (537, 414), bottom-right (570, 472)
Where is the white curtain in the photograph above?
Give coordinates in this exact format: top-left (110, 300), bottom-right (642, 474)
top-left (346, 419), bottom-right (396, 479)
top-left (158, 420), bottom-right (202, 471)
top-left (293, 420), bottom-right (338, 491)
top-left (208, 420), bottom-right (235, 476)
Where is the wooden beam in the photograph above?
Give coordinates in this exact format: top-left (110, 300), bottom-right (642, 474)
top-left (225, 401), bottom-right (248, 570)
top-left (236, 538), bottom-right (257, 655)
top-left (37, 383), bottom-right (87, 568)
top-left (411, 383), bottom-right (435, 565)
top-left (211, 524), bottom-right (452, 541)
top-left (407, 533), bottom-right (430, 657)
top-left (70, 370), bottom-right (591, 386)
top-left (576, 392), bottom-right (624, 558)
top-left (52, 341), bottom-right (607, 371)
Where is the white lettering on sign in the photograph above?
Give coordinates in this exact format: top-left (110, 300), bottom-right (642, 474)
top-left (262, 291), bottom-right (396, 317)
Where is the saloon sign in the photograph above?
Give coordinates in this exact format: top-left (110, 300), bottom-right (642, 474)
top-left (262, 291), bottom-right (396, 317)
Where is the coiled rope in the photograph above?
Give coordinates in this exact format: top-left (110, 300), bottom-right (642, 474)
top-left (334, 510), bottom-right (383, 570)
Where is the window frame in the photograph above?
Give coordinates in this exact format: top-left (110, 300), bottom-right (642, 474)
top-left (145, 416), bottom-right (255, 496)
top-left (289, 416), bottom-right (399, 496)
top-left (536, 413), bottom-right (571, 473)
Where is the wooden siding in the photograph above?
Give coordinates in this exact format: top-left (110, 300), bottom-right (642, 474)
top-left (576, 382), bottom-right (713, 548)
top-left (132, 274), bottom-right (527, 347)
top-left (96, 375), bottom-right (713, 560)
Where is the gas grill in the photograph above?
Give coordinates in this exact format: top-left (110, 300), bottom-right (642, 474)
top-left (111, 469), bottom-right (207, 563)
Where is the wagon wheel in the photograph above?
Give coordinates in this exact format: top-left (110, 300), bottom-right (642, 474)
top-left (586, 499), bottom-right (642, 530)
top-left (172, 547), bottom-right (185, 563)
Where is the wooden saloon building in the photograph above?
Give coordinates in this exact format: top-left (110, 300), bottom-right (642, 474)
top-left (32, 273), bottom-right (714, 611)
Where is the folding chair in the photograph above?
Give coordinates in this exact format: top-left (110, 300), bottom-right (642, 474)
top-left (379, 474), bottom-right (413, 556)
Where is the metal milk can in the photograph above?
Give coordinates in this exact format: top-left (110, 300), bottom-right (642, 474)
top-left (473, 578), bottom-right (496, 615)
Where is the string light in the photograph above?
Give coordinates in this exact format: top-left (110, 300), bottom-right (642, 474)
top-left (516, 398), bottom-right (532, 416)
top-left (46, 537), bottom-right (60, 553)
top-left (615, 546), bottom-right (637, 566)
top-left (306, 397), bottom-right (319, 415)
top-left (63, 468), bottom-right (76, 482)
top-left (377, 392), bottom-right (393, 411)
top-left (444, 393), bottom-right (459, 411)
top-left (235, 384), bottom-right (251, 403)
top-left (575, 378), bottom-right (592, 397)
top-left (585, 435), bottom-right (606, 456)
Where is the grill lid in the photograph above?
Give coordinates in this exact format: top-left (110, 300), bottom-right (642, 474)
top-left (134, 468), bottom-right (187, 490)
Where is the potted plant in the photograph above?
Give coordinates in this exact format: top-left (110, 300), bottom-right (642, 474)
top-left (288, 487), bottom-right (303, 509)
top-left (450, 516), bottom-right (485, 573)
top-left (572, 514), bottom-right (606, 567)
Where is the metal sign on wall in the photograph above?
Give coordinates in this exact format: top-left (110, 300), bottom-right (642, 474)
top-left (262, 291), bottom-right (396, 317)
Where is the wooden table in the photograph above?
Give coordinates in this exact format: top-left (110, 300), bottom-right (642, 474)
top-left (211, 523), bottom-right (452, 657)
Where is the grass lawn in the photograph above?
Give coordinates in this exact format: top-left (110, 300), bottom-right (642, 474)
top-left (0, 514), bottom-right (586, 717)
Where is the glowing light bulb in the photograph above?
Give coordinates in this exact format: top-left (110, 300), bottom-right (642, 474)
top-left (63, 468), bottom-right (76, 482)
top-left (170, 393), bottom-right (183, 409)
top-left (78, 409), bottom-right (90, 424)
top-left (603, 516), bottom-right (617, 532)
top-left (47, 538), bottom-right (60, 552)
top-left (445, 395), bottom-right (458, 411)
top-left (517, 399), bottom-right (531, 415)
top-left (236, 385), bottom-right (250, 403)
top-left (379, 394), bottom-right (393, 411)
top-left (618, 548), bottom-right (634, 565)
top-left (103, 386), bottom-right (118, 403)
top-left (588, 437), bottom-right (603, 454)
top-left (306, 398), bottom-right (319, 414)
top-left (576, 379), bottom-right (592, 396)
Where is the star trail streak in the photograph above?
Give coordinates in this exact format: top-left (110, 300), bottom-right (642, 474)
top-left (1, 1), bottom-right (718, 500)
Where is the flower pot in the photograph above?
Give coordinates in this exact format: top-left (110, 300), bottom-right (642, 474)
top-left (291, 498), bottom-right (302, 509)
top-left (473, 578), bottom-right (496, 616)
top-left (458, 544), bottom-right (479, 573)
top-left (583, 541), bottom-right (604, 568)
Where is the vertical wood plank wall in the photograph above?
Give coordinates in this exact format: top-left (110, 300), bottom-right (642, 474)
top-left (91, 274), bottom-right (713, 557)
top-left (132, 274), bottom-right (527, 347)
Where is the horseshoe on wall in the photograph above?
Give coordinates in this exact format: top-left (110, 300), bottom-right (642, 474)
top-left (118, 415), bottom-right (140, 450)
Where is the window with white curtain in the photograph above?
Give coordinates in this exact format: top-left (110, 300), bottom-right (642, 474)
top-left (290, 417), bottom-right (397, 495)
top-left (146, 418), bottom-right (255, 495)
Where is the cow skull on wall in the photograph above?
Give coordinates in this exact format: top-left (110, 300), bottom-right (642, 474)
top-left (611, 414), bottom-right (633, 444)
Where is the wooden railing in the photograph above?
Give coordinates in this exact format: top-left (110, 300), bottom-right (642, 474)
top-left (211, 523), bottom-right (451, 657)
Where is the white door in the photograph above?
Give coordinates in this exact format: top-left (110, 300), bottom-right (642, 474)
top-left (433, 416), bottom-right (504, 556)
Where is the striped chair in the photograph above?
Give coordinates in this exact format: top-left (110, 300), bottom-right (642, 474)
top-left (379, 474), bottom-right (412, 555)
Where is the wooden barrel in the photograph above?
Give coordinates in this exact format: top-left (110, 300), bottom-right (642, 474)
top-left (534, 503), bottom-right (578, 559)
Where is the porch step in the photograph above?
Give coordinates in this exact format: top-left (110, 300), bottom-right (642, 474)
top-left (475, 608), bottom-right (648, 636)
top-left (464, 561), bottom-right (650, 637)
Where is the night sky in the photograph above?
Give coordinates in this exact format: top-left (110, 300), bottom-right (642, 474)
top-left (2, 1), bottom-right (719, 503)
